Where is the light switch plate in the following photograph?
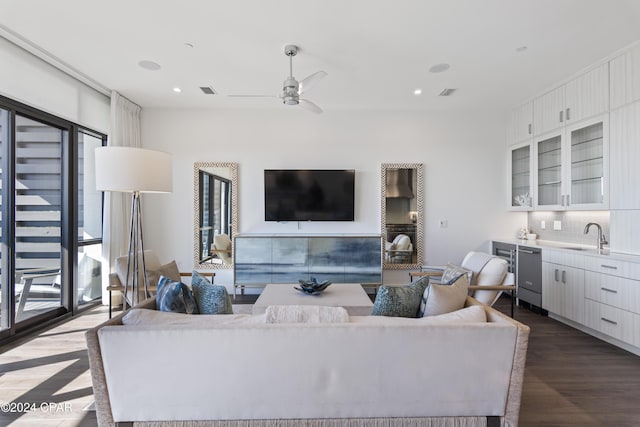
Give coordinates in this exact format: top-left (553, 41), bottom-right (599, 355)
top-left (541, 220), bottom-right (546, 230)
top-left (553, 220), bottom-right (562, 230)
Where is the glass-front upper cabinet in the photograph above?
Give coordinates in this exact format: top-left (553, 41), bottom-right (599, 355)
top-left (509, 142), bottom-right (533, 210)
top-left (534, 114), bottom-right (608, 211)
top-left (535, 132), bottom-right (564, 210)
top-left (567, 116), bottom-right (608, 209)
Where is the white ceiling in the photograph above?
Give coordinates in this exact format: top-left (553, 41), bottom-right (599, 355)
top-left (2, 0), bottom-right (640, 112)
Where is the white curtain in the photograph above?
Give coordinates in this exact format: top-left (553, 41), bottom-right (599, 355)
top-left (102, 91), bottom-right (142, 305)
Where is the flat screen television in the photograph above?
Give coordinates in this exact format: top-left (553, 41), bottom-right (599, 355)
top-left (264, 169), bottom-right (355, 221)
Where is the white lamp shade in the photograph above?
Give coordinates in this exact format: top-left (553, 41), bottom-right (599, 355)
top-left (94, 147), bottom-right (172, 193)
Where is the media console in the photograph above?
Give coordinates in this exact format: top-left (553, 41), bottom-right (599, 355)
top-left (233, 234), bottom-right (383, 298)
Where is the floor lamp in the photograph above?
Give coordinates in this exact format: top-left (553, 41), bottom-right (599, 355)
top-left (95, 147), bottom-right (172, 308)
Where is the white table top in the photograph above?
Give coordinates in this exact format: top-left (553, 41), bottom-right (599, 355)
top-left (252, 283), bottom-right (374, 316)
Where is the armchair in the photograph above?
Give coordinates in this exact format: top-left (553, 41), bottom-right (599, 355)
top-left (385, 234), bottom-right (413, 264)
top-left (410, 251), bottom-right (516, 316)
top-left (210, 233), bottom-right (232, 264)
top-left (107, 250), bottom-right (214, 318)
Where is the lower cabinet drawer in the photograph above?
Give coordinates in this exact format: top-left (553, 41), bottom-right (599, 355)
top-left (584, 299), bottom-right (640, 346)
top-left (584, 272), bottom-right (640, 314)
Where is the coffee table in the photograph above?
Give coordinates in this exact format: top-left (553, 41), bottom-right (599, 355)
top-left (252, 283), bottom-right (374, 316)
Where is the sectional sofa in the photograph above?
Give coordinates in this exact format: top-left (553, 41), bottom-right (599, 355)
top-left (86, 296), bottom-right (529, 427)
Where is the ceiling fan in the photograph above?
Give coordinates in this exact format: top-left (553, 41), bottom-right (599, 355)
top-left (228, 44), bottom-right (327, 114)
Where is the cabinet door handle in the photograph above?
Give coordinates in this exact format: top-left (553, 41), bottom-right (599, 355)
top-left (601, 317), bottom-right (618, 325)
top-left (561, 270), bottom-right (566, 284)
top-left (528, 123), bottom-right (532, 134)
top-left (601, 264), bottom-right (618, 270)
top-left (519, 249), bottom-right (535, 254)
top-left (560, 110), bottom-right (564, 123)
top-left (525, 280), bottom-right (533, 286)
top-left (566, 108), bottom-right (570, 121)
top-left (554, 269), bottom-right (559, 282)
top-left (601, 287), bottom-right (618, 294)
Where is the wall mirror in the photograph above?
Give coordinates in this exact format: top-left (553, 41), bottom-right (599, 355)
top-left (194, 162), bottom-right (238, 269)
top-left (381, 163), bottom-right (424, 270)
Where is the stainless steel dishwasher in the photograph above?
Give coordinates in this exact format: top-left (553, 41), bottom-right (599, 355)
top-left (517, 246), bottom-right (542, 308)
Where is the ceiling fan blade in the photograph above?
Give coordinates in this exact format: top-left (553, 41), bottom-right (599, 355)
top-left (299, 71), bottom-right (327, 94)
top-left (299, 99), bottom-right (323, 114)
top-left (227, 94), bottom-right (277, 98)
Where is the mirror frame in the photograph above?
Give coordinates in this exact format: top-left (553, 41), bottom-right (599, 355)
top-left (381, 163), bottom-right (424, 270)
top-left (193, 162), bottom-right (239, 269)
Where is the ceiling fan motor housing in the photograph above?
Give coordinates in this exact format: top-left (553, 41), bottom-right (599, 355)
top-left (282, 76), bottom-right (299, 105)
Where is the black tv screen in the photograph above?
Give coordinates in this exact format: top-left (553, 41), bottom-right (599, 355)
top-left (264, 169), bottom-right (355, 221)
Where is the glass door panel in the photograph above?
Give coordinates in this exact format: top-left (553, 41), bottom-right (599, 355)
top-left (14, 115), bottom-right (63, 322)
top-left (78, 130), bottom-right (103, 307)
top-left (511, 145), bottom-right (531, 208)
top-left (0, 109), bottom-right (8, 331)
top-left (570, 122), bottom-right (604, 205)
top-left (537, 135), bottom-right (563, 207)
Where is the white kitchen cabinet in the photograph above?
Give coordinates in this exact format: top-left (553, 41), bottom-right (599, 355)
top-left (534, 114), bottom-right (608, 210)
top-left (564, 63), bottom-right (609, 124)
top-left (610, 101), bottom-right (640, 209)
top-left (533, 86), bottom-right (565, 136)
top-left (508, 142), bottom-right (533, 210)
top-left (582, 255), bottom-right (640, 348)
top-left (610, 42), bottom-right (640, 110)
top-left (534, 130), bottom-right (564, 209)
top-left (584, 299), bottom-right (640, 347)
top-left (533, 65), bottom-right (609, 137)
top-left (542, 261), bottom-right (585, 324)
top-left (507, 101), bottom-right (534, 145)
top-left (565, 115), bottom-right (608, 209)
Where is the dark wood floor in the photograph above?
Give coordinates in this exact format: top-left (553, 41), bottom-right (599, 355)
top-left (1, 295), bottom-right (639, 426)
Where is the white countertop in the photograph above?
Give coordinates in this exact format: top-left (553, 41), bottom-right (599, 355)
top-left (492, 238), bottom-right (640, 263)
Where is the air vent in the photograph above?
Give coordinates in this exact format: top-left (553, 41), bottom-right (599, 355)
top-left (199, 86), bottom-right (217, 95)
top-left (438, 88), bottom-right (457, 97)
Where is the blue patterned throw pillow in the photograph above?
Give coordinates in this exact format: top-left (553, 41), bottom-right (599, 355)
top-left (156, 276), bottom-right (199, 314)
top-left (371, 277), bottom-right (429, 318)
top-left (191, 271), bottom-right (233, 315)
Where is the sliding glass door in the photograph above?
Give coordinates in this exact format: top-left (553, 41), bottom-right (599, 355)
top-left (0, 96), bottom-right (106, 341)
top-left (14, 114), bottom-right (64, 323)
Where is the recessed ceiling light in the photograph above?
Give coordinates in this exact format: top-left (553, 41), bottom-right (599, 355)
top-left (429, 63), bottom-right (450, 73)
top-left (173, 87), bottom-right (182, 93)
top-left (516, 46), bottom-right (528, 52)
top-left (413, 88), bottom-right (422, 95)
top-left (138, 60), bottom-right (161, 71)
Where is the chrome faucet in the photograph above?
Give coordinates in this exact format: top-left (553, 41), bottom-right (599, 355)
top-left (584, 222), bottom-right (608, 250)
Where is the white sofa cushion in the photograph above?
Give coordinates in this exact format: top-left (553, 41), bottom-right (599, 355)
top-left (122, 308), bottom-right (265, 326)
top-left (265, 305), bottom-right (349, 323)
top-left (351, 304), bottom-right (486, 325)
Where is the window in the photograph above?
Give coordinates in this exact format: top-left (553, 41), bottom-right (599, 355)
top-left (0, 96), bottom-right (105, 341)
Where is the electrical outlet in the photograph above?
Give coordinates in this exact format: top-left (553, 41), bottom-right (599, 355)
top-left (553, 220), bottom-right (562, 230)
top-left (541, 220), bottom-right (546, 230)
top-left (439, 220), bottom-right (448, 228)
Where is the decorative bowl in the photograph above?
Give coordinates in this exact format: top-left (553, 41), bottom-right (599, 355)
top-left (294, 277), bottom-right (332, 295)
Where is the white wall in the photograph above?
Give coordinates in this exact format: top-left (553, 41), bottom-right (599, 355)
top-left (141, 107), bottom-right (525, 286)
top-left (0, 36), bottom-right (109, 132)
